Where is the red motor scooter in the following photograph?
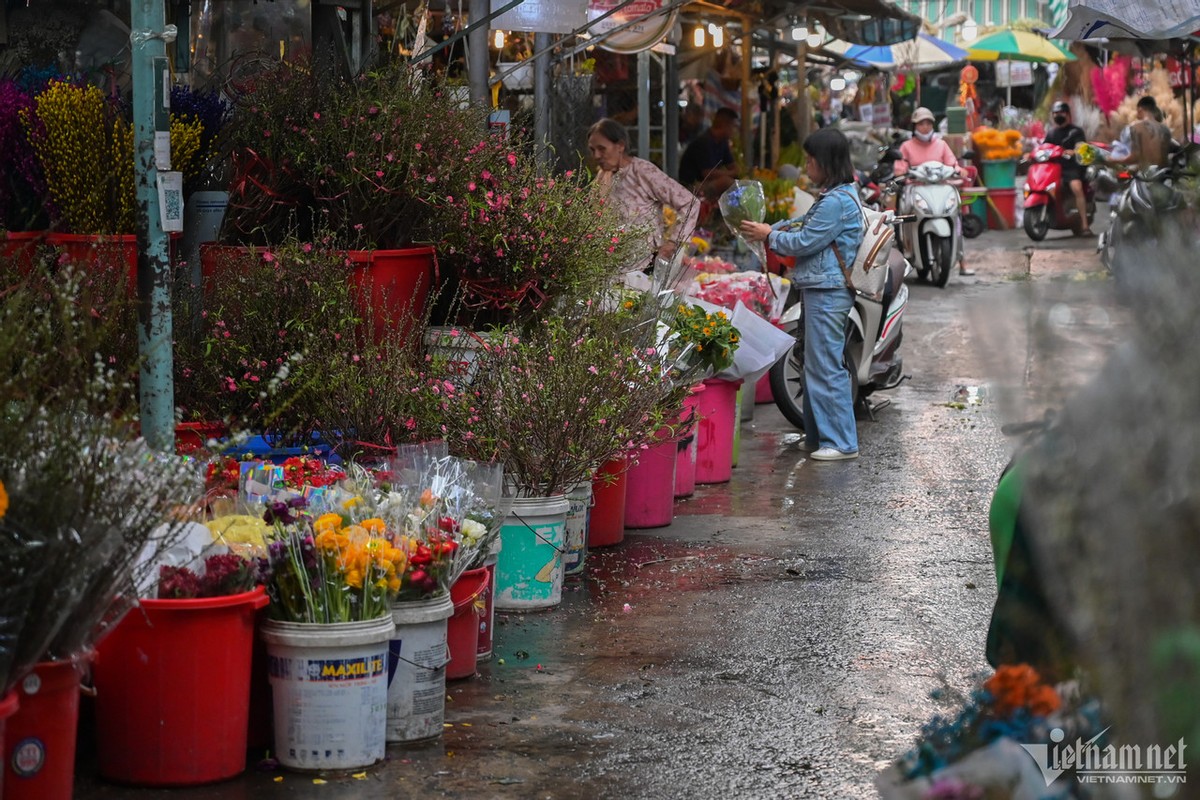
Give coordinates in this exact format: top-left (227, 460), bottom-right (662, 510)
top-left (1021, 142), bottom-right (1095, 241)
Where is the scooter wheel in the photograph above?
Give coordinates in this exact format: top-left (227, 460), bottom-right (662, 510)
top-left (962, 212), bottom-right (985, 239)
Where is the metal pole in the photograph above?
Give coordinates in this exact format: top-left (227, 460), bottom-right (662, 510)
top-left (534, 31), bottom-right (552, 167)
top-left (468, 0), bottom-right (492, 107)
top-left (638, 49), bottom-right (651, 158)
top-left (130, 3), bottom-right (175, 452)
top-left (665, 48), bottom-right (680, 178)
top-left (741, 19), bottom-right (754, 169)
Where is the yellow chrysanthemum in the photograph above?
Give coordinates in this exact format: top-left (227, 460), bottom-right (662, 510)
top-left (0, 479), bottom-right (7, 520)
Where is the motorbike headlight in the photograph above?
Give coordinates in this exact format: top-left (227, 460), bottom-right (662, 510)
top-left (943, 195), bottom-right (959, 215)
top-left (913, 194), bottom-right (929, 212)
top-left (1035, 151), bottom-right (1051, 163)
top-left (1047, 182), bottom-right (1057, 195)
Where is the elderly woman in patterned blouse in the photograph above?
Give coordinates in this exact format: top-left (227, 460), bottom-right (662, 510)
top-left (587, 117), bottom-right (701, 270)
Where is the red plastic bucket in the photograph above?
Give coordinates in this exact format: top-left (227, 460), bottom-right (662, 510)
top-left (4, 656), bottom-right (88, 800)
top-left (347, 246), bottom-right (435, 343)
top-left (0, 689), bottom-right (17, 800)
top-left (47, 232), bottom-right (138, 292)
top-left (987, 188), bottom-right (1017, 230)
top-left (696, 378), bottom-right (742, 484)
top-left (92, 587), bottom-right (269, 786)
top-left (589, 457), bottom-right (628, 547)
top-left (174, 421), bottom-right (229, 455)
top-left (0, 231), bottom-right (45, 275)
top-left (447, 569), bottom-right (489, 681)
top-left (624, 434), bottom-right (677, 529)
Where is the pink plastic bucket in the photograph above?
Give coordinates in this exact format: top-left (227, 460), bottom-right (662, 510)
top-left (755, 372), bottom-right (773, 404)
top-left (695, 378), bottom-right (742, 484)
top-left (624, 435), bottom-right (677, 529)
top-left (674, 384), bottom-right (705, 498)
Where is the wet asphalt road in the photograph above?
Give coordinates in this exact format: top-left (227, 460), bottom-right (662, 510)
top-left (75, 227), bottom-right (1124, 800)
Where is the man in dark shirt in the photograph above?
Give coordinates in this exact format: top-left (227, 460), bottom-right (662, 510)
top-left (679, 107), bottom-right (738, 197)
top-left (1043, 101), bottom-right (1092, 236)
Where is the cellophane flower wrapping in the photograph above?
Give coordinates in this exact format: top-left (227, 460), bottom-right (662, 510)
top-left (262, 495), bottom-right (407, 623)
top-left (718, 180), bottom-right (767, 268)
top-left (877, 665), bottom-right (1105, 800)
top-left (688, 271), bottom-right (790, 321)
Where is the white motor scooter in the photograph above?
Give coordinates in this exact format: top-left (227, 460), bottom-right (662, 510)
top-left (769, 245), bottom-right (914, 430)
top-left (895, 161), bottom-right (962, 288)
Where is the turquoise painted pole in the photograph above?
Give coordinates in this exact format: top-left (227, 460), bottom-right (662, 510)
top-left (130, 6), bottom-right (176, 452)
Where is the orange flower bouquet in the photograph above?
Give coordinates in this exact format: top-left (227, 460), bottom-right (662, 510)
top-left (971, 127), bottom-right (1024, 161)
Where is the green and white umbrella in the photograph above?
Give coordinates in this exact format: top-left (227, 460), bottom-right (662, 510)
top-left (966, 29), bottom-right (1077, 62)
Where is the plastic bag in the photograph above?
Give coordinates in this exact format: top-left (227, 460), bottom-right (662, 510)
top-left (718, 180), bottom-right (767, 269)
top-left (688, 298), bottom-right (794, 383)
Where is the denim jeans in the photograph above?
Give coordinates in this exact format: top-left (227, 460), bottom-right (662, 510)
top-left (801, 287), bottom-right (858, 454)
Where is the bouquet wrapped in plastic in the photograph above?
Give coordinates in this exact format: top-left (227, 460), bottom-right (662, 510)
top-left (718, 180), bottom-right (767, 269)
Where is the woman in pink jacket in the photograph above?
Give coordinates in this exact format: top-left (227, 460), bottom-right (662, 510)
top-left (894, 107), bottom-right (974, 276)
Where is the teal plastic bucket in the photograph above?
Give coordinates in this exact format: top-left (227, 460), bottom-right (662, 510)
top-left (962, 188), bottom-right (989, 230)
top-left (981, 158), bottom-right (1017, 189)
top-left (495, 495), bottom-right (570, 611)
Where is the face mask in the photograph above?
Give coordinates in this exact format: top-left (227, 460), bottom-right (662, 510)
top-left (1053, 115), bottom-right (1068, 125)
top-left (915, 130), bottom-right (934, 142)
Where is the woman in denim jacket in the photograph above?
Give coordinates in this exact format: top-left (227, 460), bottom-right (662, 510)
top-left (740, 128), bottom-right (864, 461)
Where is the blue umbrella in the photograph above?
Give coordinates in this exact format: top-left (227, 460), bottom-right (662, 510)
top-left (830, 33), bottom-right (969, 70)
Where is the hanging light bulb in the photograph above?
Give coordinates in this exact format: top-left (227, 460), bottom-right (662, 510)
top-left (493, 29), bottom-right (505, 49)
top-left (830, 77), bottom-right (846, 92)
top-left (712, 25), bottom-right (725, 47)
top-left (791, 23), bottom-right (808, 41)
top-left (694, 24), bottom-right (706, 47)
top-left (806, 30), bottom-right (822, 47)
top-left (961, 18), bottom-right (978, 42)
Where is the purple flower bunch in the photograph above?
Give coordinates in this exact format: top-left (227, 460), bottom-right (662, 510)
top-left (0, 78), bottom-right (48, 231)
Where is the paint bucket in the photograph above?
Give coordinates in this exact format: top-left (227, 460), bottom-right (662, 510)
top-left (696, 378), bottom-right (742, 484)
top-left (93, 588), bottom-right (269, 786)
top-left (495, 496), bottom-right (569, 611)
top-left (563, 482), bottom-right (592, 577)
top-left (624, 436), bottom-right (677, 529)
top-left (477, 541), bottom-right (501, 660)
top-left (674, 384), bottom-right (705, 498)
top-left (260, 615), bottom-right (394, 771)
top-left (4, 655), bottom-right (89, 800)
top-left (588, 458), bottom-right (627, 547)
top-left (424, 326), bottom-right (484, 384)
top-left (447, 569), bottom-right (490, 680)
top-left (386, 595), bottom-right (452, 742)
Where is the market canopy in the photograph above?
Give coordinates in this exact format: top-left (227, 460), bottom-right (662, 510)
top-left (825, 32), bottom-right (968, 70)
top-left (1051, 0), bottom-right (1200, 40)
top-left (966, 29), bottom-right (1077, 62)
top-left (759, 0), bottom-right (922, 45)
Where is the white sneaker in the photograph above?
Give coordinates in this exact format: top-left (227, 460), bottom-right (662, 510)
top-left (810, 447), bottom-right (858, 461)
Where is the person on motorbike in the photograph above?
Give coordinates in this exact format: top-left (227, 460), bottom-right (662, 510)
top-left (1111, 96), bottom-right (1173, 172)
top-left (1044, 101), bottom-right (1093, 237)
top-left (738, 128), bottom-right (863, 461)
top-left (893, 107), bottom-right (974, 276)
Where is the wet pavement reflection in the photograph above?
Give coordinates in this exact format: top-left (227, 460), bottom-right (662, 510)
top-left (74, 234), bottom-right (1124, 799)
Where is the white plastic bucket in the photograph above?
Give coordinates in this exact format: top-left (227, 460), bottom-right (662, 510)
top-left (386, 595), bottom-right (452, 743)
top-left (424, 326), bottom-right (483, 384)
top-left (563, 483), bottom-right (592, 578)
top-left (477, 540), bottom-right (500, 661)
top-left (261, 615), bottom-right (395, 771)
top-left (495, 495), bottom-right (570, 611)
